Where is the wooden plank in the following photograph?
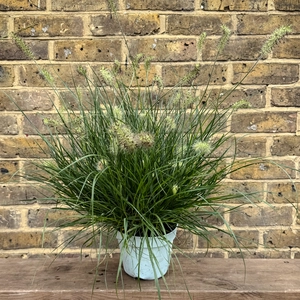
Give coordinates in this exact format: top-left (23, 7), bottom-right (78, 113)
top-left (1, 256), bottom-right (300, 299)
top-left (2, 291), bottom-right (300, 300)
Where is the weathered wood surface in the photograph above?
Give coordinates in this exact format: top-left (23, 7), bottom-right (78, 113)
top-left (1, 255), bottom-right (300, 299)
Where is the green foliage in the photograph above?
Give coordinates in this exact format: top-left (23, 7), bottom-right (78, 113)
top-left (29, 61), bottom-right (244, 239)
top-left (10, 23), bottom-right (292, 293)
top-left (11, 24), bottom-right (291, 243)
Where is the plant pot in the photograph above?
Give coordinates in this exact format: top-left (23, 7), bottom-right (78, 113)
top-left (116, 227), bottom-right (177, 280)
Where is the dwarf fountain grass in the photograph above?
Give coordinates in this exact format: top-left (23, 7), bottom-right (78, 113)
top-left (9, 21), bottom-right (293, 298)
top-left (18, 62), bottom-right (255, 247)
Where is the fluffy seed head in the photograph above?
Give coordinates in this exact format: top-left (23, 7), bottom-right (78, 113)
top-left (193, 141), bottom-right (211, 156)
top-left (96, 159), bottom-right (108, 171)
top-left (232, 99), bottom-right (252, 110)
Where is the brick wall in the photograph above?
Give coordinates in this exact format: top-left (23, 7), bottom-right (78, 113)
top-left (0, 0), bottom-right (300, 259)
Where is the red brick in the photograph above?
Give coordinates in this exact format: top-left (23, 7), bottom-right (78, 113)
top-left (273, 0), bottom-right (300, 11)
top-left (232, 63), bottom-right (299, 85)
top-left (0, 65), bottom-right (14, 87)
top-left (271, 136), bottom-right (300, 156)
top-left (231, 112), bottom-right (297, 133)
top-left (294, 252), bottom-right (300, 258)
top-left (0, 184), bottom-right (54, 205)
top-left (162, 64), bottom-right (228, 87)
top-left (177, 251), bottom-right (225, 258)
top-left (126, 0), bottom-right (194, 10)
top-left (0, 41), bottom-right (48, 60)
top-left (0, 115), bottom-right (18, 135)
top-left (92, 63), bottom-right (157, 87)
top-left (237, 14), bottom-right (300, 34)
top-left (219, 181), bottom-right (264, 203)
top-left (128, 38), bottom-right (197, 62)
top-left (18, 64), bottom-right (87, 87)
top-left (198, 230), bottom-right (259, 248)
top-left (230, 160), bottom-right (296, 180)
top-left (22, 112), bottom-right (65, 135)
top-left (0, 90), bottom-right (53, 111)
top-left (264, 229), bottom-right (300, 248)
top-left (202, 37), bottom-right (264, 61)
top-left (201, 0), bottom-right (267, 11)
top-left (51, 0), bottom-right (111, 11)
top-left (56, 90), bottom-right (93, 110)
top-left (0, 231), bottom-right (57, 249)
top-left (166, 15), bottom-right (232, 35)
top-left (0, 0), bottom-right (46, 11)
top-left (28, 208), bottom-right (78, 228)
top-left (22, 160), bottom-right (50, 181)
top-left (214, 136), bottom-right (266, 157)
top-left (0, 136), bottom-right (49, 158)
top-left (266, 182), bottom-right (300, 204)
top-left (63, 230), bottom-right (118, 249)
top-left (0, 209), bottom-right (21, 228)
top-left (229, 250), bottom-right (292, 259)
top-left (174, 230), bottom-right (193, 249)
top-left (0, 16), bottom-right (8, 37)
top-left (273, 38), bottom-right (300, 59)
top-left (230, 206), bottom-right (294, 226)
top-left (53, 40), bottom-right (122, 62)
top-left (14, 16), bottom-right (84, 37)
top-left (90, 13), bottom-right (160, 36)
top-left (271, 87), bottom-right (300, 107)
top-left (198, 207), bottom-right (224, 227)
top-left (236, 136), bottom-right (267, 157)
top-left (203, 87), bottom-right (266, 108)
top-left (0, 161), bottom-right (19, 183)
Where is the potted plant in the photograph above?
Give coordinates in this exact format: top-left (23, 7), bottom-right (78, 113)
top-left (10, 24), bottom-right (291, 289)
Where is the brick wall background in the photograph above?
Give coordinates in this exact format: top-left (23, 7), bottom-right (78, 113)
top-left (0, 0), bottom-right (300, 259)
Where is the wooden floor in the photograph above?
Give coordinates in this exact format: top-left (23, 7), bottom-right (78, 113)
top-left (1, 255), bottom-right (300, 299)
